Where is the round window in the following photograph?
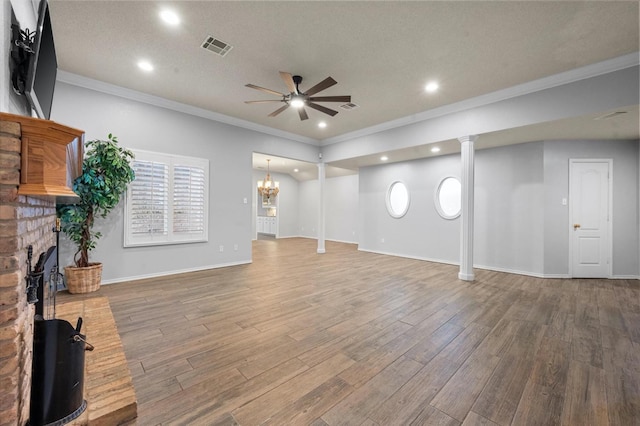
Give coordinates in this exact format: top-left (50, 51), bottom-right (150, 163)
top-left (386, 181), bottom-right (410, 218)
top-left (435, 176), bottom-right (461, 219)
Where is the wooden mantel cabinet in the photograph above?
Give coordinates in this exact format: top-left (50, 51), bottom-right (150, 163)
top-left (0, 112), bottom-right (84, 200)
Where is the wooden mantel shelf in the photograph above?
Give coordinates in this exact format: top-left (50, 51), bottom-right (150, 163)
top-left (0, 112), bottom-right (84, 200)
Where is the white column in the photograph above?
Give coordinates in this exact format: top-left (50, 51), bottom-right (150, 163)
top-left (317, 161), bottom-right (326, 254)
top-left (458, 135), bottom-right (478, 281)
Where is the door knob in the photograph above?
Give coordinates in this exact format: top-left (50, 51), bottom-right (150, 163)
top-left (573, 224), bottom-right (581, 229)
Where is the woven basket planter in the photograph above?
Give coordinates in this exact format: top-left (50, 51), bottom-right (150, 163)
top-left (65, 263), bottom-right (103, 294)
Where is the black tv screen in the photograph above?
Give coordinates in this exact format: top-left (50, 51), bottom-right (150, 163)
top-left (25, 0), bottom-right (57, 120)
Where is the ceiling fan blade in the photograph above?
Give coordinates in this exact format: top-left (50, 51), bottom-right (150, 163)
top-left (245, 100), bottom-right (283, 104)
top-left (304, 77), bottom-right (337, 96)
top-left (306, 102), bottom-right (338, 117)
top-left (268, 104), bottom-right (289, 117)
top-left (298, 107), bottom-right (309, 121)
top-left (279, 71), bottom-right (297, 93)
top-left (245, 84), bottom-right (285, 97)
top-left (308, 95), bottom-right (351, 103)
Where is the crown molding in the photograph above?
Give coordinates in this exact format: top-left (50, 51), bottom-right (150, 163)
top-left (56, 70), bottom-right (320, 146)
top-left (321, 52), bottom-right (640, 146)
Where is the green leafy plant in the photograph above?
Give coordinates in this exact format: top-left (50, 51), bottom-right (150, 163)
top-left (57, 134), bottom-right (135, 268)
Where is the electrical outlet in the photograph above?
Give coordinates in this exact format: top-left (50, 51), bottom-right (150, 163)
top-left (219, 245), bottom-right (224, 252)
top-left (243, 198), bottom-right (247, 204)
top-left (381, 238), bottom-right (385, 243)
top-left (234, 244), bottom-right (238, 251)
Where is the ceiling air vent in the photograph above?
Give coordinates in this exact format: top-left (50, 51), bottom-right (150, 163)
top-left (201, 36), bottom-right (233, 57)
top-left (340, 102), bottom-right (360, 110)
top-left (594, 111), bottom-right (628, 120)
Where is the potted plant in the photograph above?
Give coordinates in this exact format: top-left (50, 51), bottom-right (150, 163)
top-left (57, 133), bottom-right (135, 293)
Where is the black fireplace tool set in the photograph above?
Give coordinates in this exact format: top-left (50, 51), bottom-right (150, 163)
top-left (26, 219), bottom-right (93, 426)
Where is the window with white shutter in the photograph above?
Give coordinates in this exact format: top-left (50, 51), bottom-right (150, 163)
top-left (124, 150), bottom-right (209, 247)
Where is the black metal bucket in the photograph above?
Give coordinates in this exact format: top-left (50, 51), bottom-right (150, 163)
top-left (29, 318), bottom-right (86, 426)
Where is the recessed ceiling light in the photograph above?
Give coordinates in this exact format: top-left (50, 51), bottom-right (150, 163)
top-left (425, 81), bottom-right (439, 93)
top-left (431, 147), bottom-right (441, 153)
top-left (294, 168), bottom-right (299, 173)
top-left (160, 10), bottom-right (180, 26)
top-left (137, 60), bottom-right (154, 72)
top-left (318, 122), bottom-right (327, 128)
top-left (380, 155), bottom-right (388, 161)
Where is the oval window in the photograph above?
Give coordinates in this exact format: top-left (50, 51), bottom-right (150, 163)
top-left (435, 176), bottom-right (461, 219)
top-left (386, 181), bottom-right (410, 218)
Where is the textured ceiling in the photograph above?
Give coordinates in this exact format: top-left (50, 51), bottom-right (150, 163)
top-left (48, 1), bottom-right (639, 143)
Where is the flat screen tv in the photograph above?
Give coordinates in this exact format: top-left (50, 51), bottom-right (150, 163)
top-left (25, 0), bottom-right (57, 120)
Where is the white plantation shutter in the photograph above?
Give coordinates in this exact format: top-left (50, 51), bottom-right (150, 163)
top-left (129, 160), bottom-right (169, 237)
top-left (125, 150), bottom-right (209, 247)
top-left (172, 164), bottom-right (206, 237)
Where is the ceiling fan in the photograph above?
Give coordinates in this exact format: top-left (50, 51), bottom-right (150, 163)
top-left (245, 71), bottom-right (351, 121)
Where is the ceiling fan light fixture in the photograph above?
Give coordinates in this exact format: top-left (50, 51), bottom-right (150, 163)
top-left (246, 72), bottom-right (349, 120)
top-left (290, 95), bottom-right (305, 108)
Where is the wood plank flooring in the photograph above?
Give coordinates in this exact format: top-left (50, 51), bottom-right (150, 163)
top-left (82, 238), bottom-right (640, 425)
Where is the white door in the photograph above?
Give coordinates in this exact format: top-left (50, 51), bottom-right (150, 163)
top-left (569, 160), bottom-right (611, 278)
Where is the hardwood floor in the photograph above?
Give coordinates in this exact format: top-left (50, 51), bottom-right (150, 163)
top-left (90, 238), bottom-right (639, 425)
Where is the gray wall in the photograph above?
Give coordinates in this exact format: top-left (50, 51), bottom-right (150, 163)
top-left (295, 174), bottom-right (359, 244)
top-left (475, 143), bottom-right (544, 275)
top-left (543, 139), bottom-right (640, 277)
top-left (358, 153), bottom-right (462, 264)
top-left (326, 174), bottom-right (359, 244)
top-left (298, 179), bottom-right (319, 239)
top-left (52, 82), bottom-right (319, 283)
top-left (357, 140), bottom-right (638, 278)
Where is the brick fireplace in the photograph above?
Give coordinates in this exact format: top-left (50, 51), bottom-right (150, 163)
top-left (0, 113), bottom-right (137, 426)
top-left (0, 119), bottom-right (57, 425)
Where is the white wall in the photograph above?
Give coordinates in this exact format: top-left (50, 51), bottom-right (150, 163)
top-left (543, 139), bottom-right (640, 277)
top-left (52, 82), bottom-right (320, 283)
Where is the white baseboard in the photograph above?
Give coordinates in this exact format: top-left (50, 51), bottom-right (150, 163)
top-left (473, 264), bottom-right (549, 279)
top-left (99, 260), bottom-right (252, 285)
top-left (326, 238), bottom-right (358, 245)
top-left (353, 248), bottom-right (638, 280)
top-left (357, 248), bottom-right (459, 267)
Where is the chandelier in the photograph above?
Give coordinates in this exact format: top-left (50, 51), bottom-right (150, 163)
top-left (257, 159), bottom-right (279, 203)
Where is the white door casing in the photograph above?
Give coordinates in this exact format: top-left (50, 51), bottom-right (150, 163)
top-left (569, 159), bottom-right (612, 278)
